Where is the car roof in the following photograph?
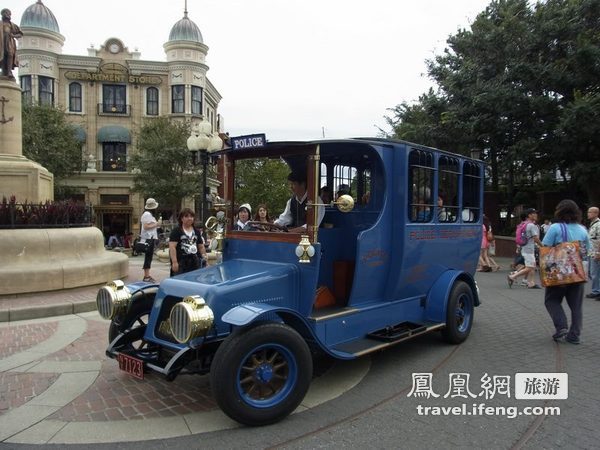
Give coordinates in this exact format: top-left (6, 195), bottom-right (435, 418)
top-left (217, 137), bottom-right (479, 162)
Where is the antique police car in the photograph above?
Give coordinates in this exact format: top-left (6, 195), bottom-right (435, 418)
top-left (96, 138), bottom-right (483, 426)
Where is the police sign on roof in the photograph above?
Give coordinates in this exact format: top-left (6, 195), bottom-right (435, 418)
top-left (230, 134), bottom-right (266, 150)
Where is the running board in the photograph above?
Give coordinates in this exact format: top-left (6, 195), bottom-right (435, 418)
top-left (367, 322), bottom-right (427, 342)
top-left (332, 322), bottom-right (445, 357)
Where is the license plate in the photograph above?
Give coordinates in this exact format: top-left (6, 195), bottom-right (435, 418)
top-left (117, 353), bottom-right (144, 380)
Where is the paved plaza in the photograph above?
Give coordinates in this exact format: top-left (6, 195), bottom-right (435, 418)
top-left (0, 257), bottom-right (599, 448)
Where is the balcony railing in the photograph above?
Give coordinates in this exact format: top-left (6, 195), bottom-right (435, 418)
top-left (97, 103), bottom-right (131, 116)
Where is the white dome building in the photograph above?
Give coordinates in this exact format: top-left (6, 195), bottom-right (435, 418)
top-left (16, 1), bottom-right (223, 239)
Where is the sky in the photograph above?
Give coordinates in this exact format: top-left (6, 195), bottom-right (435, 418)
top-left (6, 0), bottom-right (492, 140)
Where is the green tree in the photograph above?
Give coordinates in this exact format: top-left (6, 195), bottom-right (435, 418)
top-left (234, 157), bottom-right (290, 217)
top-left (557, 92), bottom-right (600, 204)
top-left (533, 0), bottom-right (600, 205)
top-left (386, 0), bottom-right (600, 206)
top-left (130, 117), bottom-right (199, 214)
top-left (22, 103), bottom-right (82, 185)
top-left (384, 88), bottom-right (470, 153)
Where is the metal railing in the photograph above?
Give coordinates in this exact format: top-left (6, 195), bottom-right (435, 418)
top-left (97, 103), bottom-right (131, 116)
top-left (0, 201), bottom-right (94, 229)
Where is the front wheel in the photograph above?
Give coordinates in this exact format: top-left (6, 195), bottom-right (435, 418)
top-left (108, 291), bottom-right (154, 350)
top-left (441, 281), bottom-right (474, 344)
top-left (210, 323), bottom-right (313, 426)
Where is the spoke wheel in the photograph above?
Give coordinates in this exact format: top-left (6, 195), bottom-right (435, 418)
top-left (441, 281), bottom-right (474, 344)
top-left (108, 291), bottom-right (154, 351)
top-left (210, 323), bottom-right (312, 426)
top-left (238, 344), bottom-right (296, 407)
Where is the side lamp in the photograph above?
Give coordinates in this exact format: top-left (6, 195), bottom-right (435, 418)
top-left (295, 235), bottom-right (315, 264)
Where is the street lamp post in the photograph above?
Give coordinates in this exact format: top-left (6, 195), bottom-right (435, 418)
top-left (187, 119), bottom-right (222, 223)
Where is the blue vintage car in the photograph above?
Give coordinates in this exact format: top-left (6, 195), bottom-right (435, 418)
top-left (96, 138), bottom-right (483, 426)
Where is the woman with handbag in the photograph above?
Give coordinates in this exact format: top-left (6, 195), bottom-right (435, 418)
top-left (541, 199), bottom-right (590, 344)
top-left (140, 198), bottom-right (159, 283)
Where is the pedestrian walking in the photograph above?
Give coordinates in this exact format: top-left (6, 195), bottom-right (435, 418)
top-left (586, 206), bottom-right (600, 299)
top-left (140, 198), bottom-right (159, 283)
top-left (542, 199), bottom-right (590, 344)
top-left (508, 208), bottom-right (542, 288)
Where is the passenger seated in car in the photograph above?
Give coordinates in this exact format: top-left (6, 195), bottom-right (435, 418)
top-left (274, 172), bottom-right (325, 233)
top-left (234, 203), bottom-right (252, 230)
top-left (320, 186), bottom-right (332, 205)
top-left (412, 186), bottom-right (432, 221)
top-left (335, 184), bottom-right (350, 200)
top-left (438, 195), bottom-right (451, 221)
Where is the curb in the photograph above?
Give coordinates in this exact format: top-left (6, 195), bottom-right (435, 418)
top-left (1, 300), bottom-right (97, 323)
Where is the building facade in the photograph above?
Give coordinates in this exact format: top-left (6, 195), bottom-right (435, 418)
top-left (16, 1), bottom-right (223, 240)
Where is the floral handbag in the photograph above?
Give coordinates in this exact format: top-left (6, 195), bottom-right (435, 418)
top-left (539, 223), bottom-right (586, 287)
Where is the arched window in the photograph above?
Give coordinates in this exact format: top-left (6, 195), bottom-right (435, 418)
top-left (408, 149), bottom-right (434, 222)
top-left (69, 82), bottom-right (82, 112)
top-left (146, 87), bottom-right (158, 116)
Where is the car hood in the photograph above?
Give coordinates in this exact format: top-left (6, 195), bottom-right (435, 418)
top-left (156, 259), bottom-right (300, 313)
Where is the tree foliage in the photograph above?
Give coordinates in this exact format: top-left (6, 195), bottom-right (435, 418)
top-left (234, 157), bottom-right (291, 218)
top-left (385, 0), bottom-right (600, 205)
top-left (22, 103), bottom-right (82, 183)
top-left (130, 117), bottom-right (199, 214)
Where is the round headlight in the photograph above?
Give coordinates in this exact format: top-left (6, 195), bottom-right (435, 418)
top-left (96, 280), bottom-right (131, 320)
top-left (169, 295), bottom-right (214, 343)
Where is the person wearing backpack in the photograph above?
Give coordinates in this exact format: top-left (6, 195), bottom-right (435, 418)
top-left (508, 208), bottom-right (542, 288)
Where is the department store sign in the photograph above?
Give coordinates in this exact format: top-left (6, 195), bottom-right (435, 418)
top-left (65, 63), bottom-right (162, 85)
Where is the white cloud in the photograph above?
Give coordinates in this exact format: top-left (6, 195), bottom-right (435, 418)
top-left (8, 0), bottom-right (490, 140)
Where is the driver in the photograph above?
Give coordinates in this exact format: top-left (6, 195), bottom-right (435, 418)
top-left (274, 171), bottom-right (325, 233)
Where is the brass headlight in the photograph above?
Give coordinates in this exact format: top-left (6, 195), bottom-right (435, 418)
top-left (169, 295), bottom-right (214, 343)
top-left (96, 280), bottom-right (131, 320)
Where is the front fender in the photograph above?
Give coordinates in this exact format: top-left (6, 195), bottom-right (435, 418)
top-left (125, 282), bottom-right (159, 298)
top-left (221, 303), bottom-right (355, 360)
top-left (222, 303), bottom-right (297, 326)
top-left (425, 270), bottom-right (480, 323)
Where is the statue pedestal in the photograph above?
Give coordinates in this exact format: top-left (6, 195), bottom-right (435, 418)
top-left (0, 78), bottom-right (54, 202)
top-left (0, 154), bottom-right (54, 202)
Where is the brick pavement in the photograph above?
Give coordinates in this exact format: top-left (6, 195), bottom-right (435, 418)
top-left (0, 321), bottom-right (58, 358)
top-left (0, 372), bottom-right (59, 415)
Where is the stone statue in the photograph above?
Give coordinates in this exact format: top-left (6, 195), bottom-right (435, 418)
top-left (1, 8), bottom-right (23, 80)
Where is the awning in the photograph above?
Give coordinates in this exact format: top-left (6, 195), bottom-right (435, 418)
top-left (97, 125), bottom-right (131, 143)
top-left (73, 126), bottom-right (86, 142)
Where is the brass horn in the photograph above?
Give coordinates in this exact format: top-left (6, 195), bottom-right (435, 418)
top-left (308, 194), bottom-right (355, 213)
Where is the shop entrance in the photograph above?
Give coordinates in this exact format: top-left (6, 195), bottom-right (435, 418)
top-left (95, 205), bottom-right (133, 246)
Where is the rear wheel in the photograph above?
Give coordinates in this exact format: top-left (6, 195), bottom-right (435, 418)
top-left (441, 281), bottom-right (474, 344)
top-left (210, 323), bottom-right (312, 426)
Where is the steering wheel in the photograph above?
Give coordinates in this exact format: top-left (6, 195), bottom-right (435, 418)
top-left (244, 221), bottom-right (288, 232)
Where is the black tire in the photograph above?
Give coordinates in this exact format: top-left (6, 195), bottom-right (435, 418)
top-left (210, 323), bottom-right (313, 426)
top-left (108, 291), bottom-right (154, 350)
top-left (441, 281), bottom-right (474, 344)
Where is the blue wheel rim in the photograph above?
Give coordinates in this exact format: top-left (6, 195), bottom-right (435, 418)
top-left (236, 343), bottom-right (298, 409)
top-left (455, 293), bottom-right (473, 333)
